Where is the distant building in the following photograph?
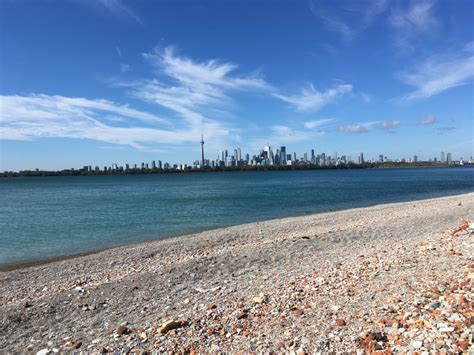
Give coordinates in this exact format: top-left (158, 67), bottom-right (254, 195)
top-left (447, 153), bottom-right (452, 165)
top-left (440, 152), bottom-right (445, 163)
top-left (151, 160), bottom-right (156, 169)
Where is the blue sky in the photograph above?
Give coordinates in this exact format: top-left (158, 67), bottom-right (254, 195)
top-left (0, 0), bottom-right (473, 170)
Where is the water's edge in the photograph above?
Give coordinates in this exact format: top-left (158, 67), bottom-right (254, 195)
top-left (1, 190), bottom-right (470, 272)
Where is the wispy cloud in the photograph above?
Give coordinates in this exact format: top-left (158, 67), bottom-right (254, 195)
top-left (419, 114), bottom-right (438, 126)
top-left (271, 125), bottom-right (312, 143)
top-left (304, 118), bottom-right (334, 130)
top-left (127, 46), bottom-right (272, 125)
top-left (309, 0), bottom-right (389, 40)
top-left (389, 0), bottom-right (438, 52)
top-left (337, 124), bottom-right (369, 133)
top-left (119, 63), bottom-right (130, 72)
top-left (399, 43), bottom-right (474, 101)
top-left (274, 83), bottom-right (352, 112)
top-left (0, 94), bottom-right (233, 150)
top-left (97, 0), bottom-right (142, 24)
top-left (377, 120), bottom-right (400, 129)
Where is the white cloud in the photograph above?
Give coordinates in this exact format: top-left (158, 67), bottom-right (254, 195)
top-left (309, 0), bottom-right (389, 40)
top-left (389, 0), bottom-right (438, 52)
top-left (119, 63), bottom-right (130, 72)
top-left (0, 94), bottom-right (233, 150)
top-left (97, 0), bottom-right (142, 24)
top-left (128, 46), bottom-right (272, 125)
top-left (419, 114), bottom-right (438, 126)
top-left (399, 44), bottom-right (474, 101)
top-left (274, 83), bottom-right (352, 112)
top-left (304, 118), bottom-right (333, 129)
top-left (378, 120), bottom-right (400, 129)
top-left (337, 124), bottom-right (369, 133)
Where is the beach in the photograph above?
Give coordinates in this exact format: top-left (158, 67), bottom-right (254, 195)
top-left (1, 193), bottom-right (473, 353)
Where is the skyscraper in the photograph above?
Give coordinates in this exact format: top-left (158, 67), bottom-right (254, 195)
top-left (440, 151), bottom-right (445, 163)
top-left (200, 133), bottom-right (205, 167)
top-left (280, 146), bottom-right (286, 165)
top-left (447, 153), bottom-right (452, 164)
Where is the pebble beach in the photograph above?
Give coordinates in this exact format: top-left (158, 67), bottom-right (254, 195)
top-left (1, 193), bottom-right (473, 353)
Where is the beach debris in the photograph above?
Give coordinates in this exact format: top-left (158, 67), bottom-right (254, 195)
top-left (156, 320), bottom-right (183, 334)
top-left (450, 217), bottom-right (469, 236)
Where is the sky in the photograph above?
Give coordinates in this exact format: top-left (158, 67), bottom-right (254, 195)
top-left (0, 0), bottom-right (473, 171)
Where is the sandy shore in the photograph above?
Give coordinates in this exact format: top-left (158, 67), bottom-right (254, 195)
top-left (1, 193), bottom-right (473, 353)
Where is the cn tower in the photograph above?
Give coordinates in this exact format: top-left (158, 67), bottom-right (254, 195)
top-left (200, 132), bottom-right (205, 167)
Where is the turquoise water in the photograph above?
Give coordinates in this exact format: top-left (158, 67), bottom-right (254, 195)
top-left (0, 167), bottom-right (473, 267)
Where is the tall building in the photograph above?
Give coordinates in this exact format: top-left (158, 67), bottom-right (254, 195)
top-left (280, 146), bottom-right (286, 165)
top-left (311, 149), bottom-right (315, 163)
top-left (440, 151), bottom-right (445, 163)
top-left (151, 160), bottom-right (156, 169)
top-left (358, 152), bottom-right (364, 164)
top-left (200, 133), bottom-right (205, 167)
top-left (447, 153), bottom-right (452, 164)
top-left (413, 155), bottom-right (418, 163)
top-left (158, 160), bottom-right (162, 169)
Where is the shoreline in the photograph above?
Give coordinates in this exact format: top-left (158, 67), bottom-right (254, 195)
top-left (1, 192), bottom-right (472, 353)
top-left (1, 164), bottom-right (471, 179)
top-left (1, 190), bottom-right (472, 272)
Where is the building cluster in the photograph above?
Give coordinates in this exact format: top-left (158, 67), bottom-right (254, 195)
top-left (198, 145), bottom-right (358, 168)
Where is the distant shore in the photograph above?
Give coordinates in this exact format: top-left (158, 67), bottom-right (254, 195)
top-left (1, 162), bottom-right (470, 178)
top-left (1, 193), bottom-right (472, 353)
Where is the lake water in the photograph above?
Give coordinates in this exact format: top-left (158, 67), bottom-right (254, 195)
top-left (1, 167), bottom-right (473, 267)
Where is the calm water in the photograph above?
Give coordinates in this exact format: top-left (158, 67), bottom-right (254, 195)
top-left (1, 167), bottom-right (473, 267)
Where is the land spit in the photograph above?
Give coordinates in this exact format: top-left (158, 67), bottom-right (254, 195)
top-left (1, 193), bottom-right (473, 353)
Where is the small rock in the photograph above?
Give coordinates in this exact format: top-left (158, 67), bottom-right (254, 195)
top-left (66, 340), bottom-right (82, 349)
top-left (156, 320), bottom-right (182, 334)
top-left (36, 349), bottom-right (50, 355)
top-left (411, 340), bottom-right (423, 349)
top-left (116, 326), bottom-right (130, 336)
top-left (335, 319), bottom-right (346, 327)
top-left (236, 311), bottom-right (248, 320)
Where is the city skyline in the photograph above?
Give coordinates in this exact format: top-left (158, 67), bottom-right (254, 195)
top-left (1, 0), bottom-right (473, 171)
top-left (3, 133), bottom-right (466, 173)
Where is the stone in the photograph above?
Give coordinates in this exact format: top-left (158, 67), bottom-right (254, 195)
top-left (335, 319), bottom-right (346, 326)
top-left (236, 311), bottom-right (248, 320)
top-left (66, 340), bottom-right (82, 349)
top-left (411, 340), bottom-right (423, 349)
top-left (116, 326), bottom-right (130, 336)
top-left (36, 349), bottom-right (50, 355)
top-left (156, 320), bottom-right (182, 334)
